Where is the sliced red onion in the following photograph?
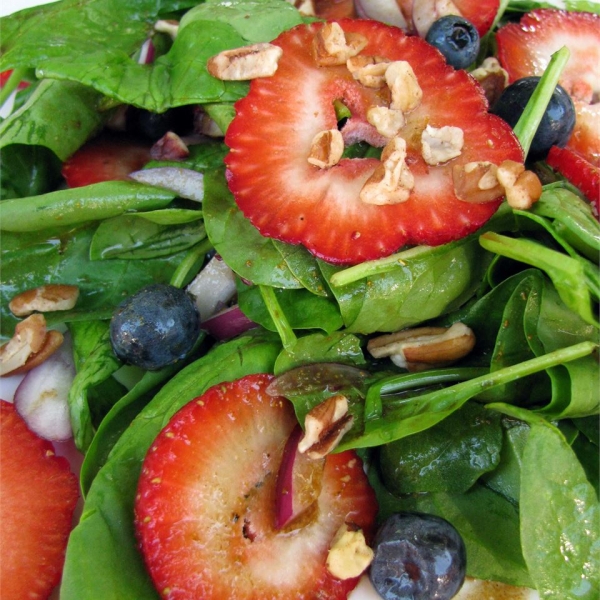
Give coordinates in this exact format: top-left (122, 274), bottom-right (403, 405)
top-left (201, 305), bottom-right (257, 341)
top-left (129, 167), bottom-right (205, 202)
top-left (275, 424), bottom-right (325, 530)
top-left (354, 0), bottom-right (408, 29)
top-left (187, 254), bottom-right (237, 321)
top-left (14, 334), bottom-right (75, 442)
top-left (138, 38), bottom-right (155, 65)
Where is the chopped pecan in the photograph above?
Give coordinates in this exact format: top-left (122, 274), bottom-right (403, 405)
top-left (421, 124), bottom-right (464, 165)
top-left (298, 394), bottom-right (354, 459)
top-left (314, 22), bottom-right (368, 67)
top-left (326, 523), bottom-right (374, 580)
top-left (5, 330), bottom-right (65, 377)
top-left (207, 43), bottom-right (283, 81)
top-left (366, 106), bottom-right (405, 139)
top-left (0, 314), bottom-right (54, 377)
top-left (496, 160), bottom-right (543, 210)
top-left (9, 285), bottom-right (79, 318)
top-left (347, 55), bottom-right (390, 88)
top-left (452, 161), bottom-right (503, 204)
top-left (367, 322), bottom-right (476, 372)
top-left (385, 61), bottom-right (422, 113)
top-left (308, 129), bottom-right (344, 169)
top-left (360, 136), bottom-right (415, 205)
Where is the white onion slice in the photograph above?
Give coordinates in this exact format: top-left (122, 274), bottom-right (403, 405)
top-left (129, 167), bottom-right (205, 202)
top-left (187, 255), bottom-right (238, 321)
top-left (14, 334), bottom-right (75, 442)
top-left (201, 305), bottom-right (257, 341)
top-left (354, 0), bottom-right (408, 29)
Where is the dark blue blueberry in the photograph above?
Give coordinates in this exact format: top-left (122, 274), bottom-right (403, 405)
top-left (425, 16), bottom-right (480, 70)
top-left (126, 106), bottom-right (193, 140)
top-left (491, 76), bottom-right (576, 161)
top-left (369, 512), bottom-right (467, 600)
top-left (110, 284), bottom-right (200, 370)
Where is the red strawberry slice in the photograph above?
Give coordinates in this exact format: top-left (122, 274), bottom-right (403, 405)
top-left (0, 400), bottom-right (79, 600)
top-left (546, 145), bottom-right (599, 214)
top-left (0, 69), bottom-right (30, 89)
top-left (225, 19), bottom-right (522, 265)
top-left (496, 10), bottom-right (600, 105)
top-left (496, 10), bottom-right (600, 167)
top-left (62, 133), bottom-right (152, 188)
top-left (135, 373), bottom-right (378, 599)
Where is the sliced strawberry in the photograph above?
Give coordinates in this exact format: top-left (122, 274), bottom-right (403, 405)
top-left (61, 133), bottom-right (152, 188)
top-left (496, 9), bottom-right (600, 167)
top-left (135, 373), bottom-right (378, 599)
top-left (496, 10), bottom-right (600, 104)
top-left (546, 145), bottom-right (600, 213)
top-left (0, 400), bottom-right (79, 600)
top-left (225, 19), bottom-right (522, 264)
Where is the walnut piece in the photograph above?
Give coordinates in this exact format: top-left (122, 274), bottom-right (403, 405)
top-left (421, 124), bottom-right (464, 165)
top-left (326, 523), bottom-right (374, 580)
top-left (367, 322), bottom-right (476, 372)
top-left (314, 22), bottom-right (368, 67)
top-left (308, 129), bottom-right (345, 169)
top-left (496, 160), bottom-right (543, 210)
top-left (298, 394), bottom-right (354, 459)
top-left (9, 284), bottom-right (79, 317)
top-left (367, 106), bottom-right (406, 139)
top-left (207, 43), bottom-right (283, 81)
top-left (470, 57), bottom-right (509, 107)
top-left (385, 61), bottom-right (423, 113)
top-left (360, 136), bottom-right (415, 205)
top-left (347, 55), bottom-right (390, 88)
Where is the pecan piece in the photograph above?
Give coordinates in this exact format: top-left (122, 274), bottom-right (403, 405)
top-left (207, 43), bottom-right (283, 81)
top-left (9, 284), bottom-right (79, 317)
top-left (367, 322), bottom-right (476, 372)
top-left (453, 161), bottom-right (503, 204)
top-left (298, 394), bottom-right (354, 459)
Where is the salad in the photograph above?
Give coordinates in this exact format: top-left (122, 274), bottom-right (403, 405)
top-left (0, 0), bottom-right (598, 599)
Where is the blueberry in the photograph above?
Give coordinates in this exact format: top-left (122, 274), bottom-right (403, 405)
top-left (110, 284), bottom-right (200, 370)
top-left (491, 76), bottom-right (576, 161)
top-left (127, 106), bottom-right (193, 140)
top-left (426, 16), bottom-right (480, 70)
top-left (369, 512), bottom-right (467, 600)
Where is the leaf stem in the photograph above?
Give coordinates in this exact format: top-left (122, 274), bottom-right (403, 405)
top-left (0, 67), bottom-right (28, 114)
top-left (259, 285), bottom-right (297, 350)
top-left (513, 46), bottom-right (570, 158)
top-left (169, 238), bottom-right (213, 288)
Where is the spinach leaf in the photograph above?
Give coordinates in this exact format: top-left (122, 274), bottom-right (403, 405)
top-left (487, 405), bottom-right (600, 599)
top-left (321, 236), bottom-right (492, 334)
top-left (238, 285), bottom-right (343, 335)
top-left (61, 330), bottom-right (282, 600)
top-left (1, 224), bottom-right (188, 339)
top-left (0, 143), bottom-right (62, 199)
top-left (89, 214), bottom-right (206, 260)
top-left (0, 78), bottom-right (105, 161)
top-left (69, 320), bottom-right (123, 452)
top-left (378, 402), bottom-right (503, 494)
